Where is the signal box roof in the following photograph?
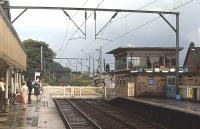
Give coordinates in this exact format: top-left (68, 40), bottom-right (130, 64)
top-left (106, 47), bottom-right (183, 55)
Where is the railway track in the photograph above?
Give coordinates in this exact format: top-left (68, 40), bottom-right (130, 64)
top-left (55, 99), bottom-right (166, 129)
top-left (54, 99), bottom-right (101, 129)
top-left (82, 99), bottom-right (166, 129)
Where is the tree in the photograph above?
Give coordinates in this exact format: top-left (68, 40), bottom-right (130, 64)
top-left (70, 73), bottom-right (93, 86)
top-left (23, 39), bottom-right (56, 77)
top-left (49, 61), bottom-right (71, 82)
top-left (23, 39), bottom-right (72, 85)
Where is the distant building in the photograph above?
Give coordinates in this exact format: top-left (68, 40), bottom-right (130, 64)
top-left (0, 2), bottom-right (26, 112)
top-left (184, 42), bottom-right (200, 73)
top-left (106, 46), bottom-right (200, 101)
top-left (106, 47), bottom-right (183, 97)
top-left (179, 42), bottom-right (200, 102)
top-left (107, 47), bottom-right (183, 72)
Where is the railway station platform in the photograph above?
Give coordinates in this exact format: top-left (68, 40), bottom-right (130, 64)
top-left (109, 97), bottom-right (200, 129)
top-left (0, 89), bottom-right (65, 129)
top-left (126, 97), bottom-right (200, 115)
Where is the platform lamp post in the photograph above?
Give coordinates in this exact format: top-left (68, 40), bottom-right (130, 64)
top-left (4, 69), bottom-right (10, 112)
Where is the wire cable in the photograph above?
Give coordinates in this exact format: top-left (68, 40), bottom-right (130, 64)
top-left (112, 0), bottom-right (160, 23)
top-left (63, 0), bottom-right (105, 58)
top-left (67, 0), bottom-right (105, 41)
top-left (72, 0), bottom-right (89, 19)
top-left (103, 0), bottom-right (194, 48)
top-left (96, 0), bottom-right (160, 37)
top-left (56, 19), bottom-right (70, 56)
top-left (58, 0), bottom-right (90, 57)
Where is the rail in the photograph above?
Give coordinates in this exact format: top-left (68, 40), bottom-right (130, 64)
top-left (54, 99), bottom-right (101, 129)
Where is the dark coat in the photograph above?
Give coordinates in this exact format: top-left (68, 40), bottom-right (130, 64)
top-left (27, 80), bottom-right (33, 90)
top-left (33, 81), bottom-right (40, 96)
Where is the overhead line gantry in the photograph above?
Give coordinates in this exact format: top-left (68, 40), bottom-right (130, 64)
top-left (7, 5), bottom-right (180, 95)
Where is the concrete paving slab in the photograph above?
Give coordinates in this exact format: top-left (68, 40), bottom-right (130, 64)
top-left (0, 88), bottom-right (65, 129)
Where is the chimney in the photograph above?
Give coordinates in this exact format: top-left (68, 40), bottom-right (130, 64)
top-left (0, 0), bottom-right (11, 21)
top-left (189, 42), bottom-right (195, 50)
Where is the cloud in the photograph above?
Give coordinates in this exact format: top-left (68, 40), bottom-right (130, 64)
top-left (8, 0), bottom-right (199, 70)
top-left (188, 28), bottom-right (200, 43)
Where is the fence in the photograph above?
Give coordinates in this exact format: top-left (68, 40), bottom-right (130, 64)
top-left (45, 86), bottom-right (104, 98)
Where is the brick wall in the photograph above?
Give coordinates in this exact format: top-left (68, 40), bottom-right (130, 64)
top-left (115, 74), bottom-right (167, 97)
top-left (135, 75), bottom-right (166, 96)
top-left (181, 76), bottom-right (200, 86)
top-left (115, 76), bottom-right (128, 97)
top-left (115, 74), bottom-right (200, 98)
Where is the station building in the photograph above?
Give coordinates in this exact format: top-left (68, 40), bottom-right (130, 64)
top-left (107, 45), bottom-right (200, 101)
top-left (180, 42), bottom-right (200, 101)
top-left (0, 1), bottom-right (27, 112)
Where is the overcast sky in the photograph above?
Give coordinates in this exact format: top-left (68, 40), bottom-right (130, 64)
top-left (9, 0), bottom-right (200, 71)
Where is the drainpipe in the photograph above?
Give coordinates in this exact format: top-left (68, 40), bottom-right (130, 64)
top-left (14, 71), bottom-right (17, 94)
top-left (4, 69), bottom-right (9, 112)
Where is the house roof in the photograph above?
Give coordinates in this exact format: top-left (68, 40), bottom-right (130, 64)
top-left (184, 42), bottom-right (200, 66)
top-left (106, 47), bottom-right (183, 54)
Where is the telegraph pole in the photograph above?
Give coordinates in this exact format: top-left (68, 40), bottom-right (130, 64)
top-left (88, 57), bottom-right (91, 77)
top-left (93, 58), bottom-right (95, 77)
top-left (99, 46), bottom-right (102, 78)
top-left (41, 46), bottom-right (43, 72)
top-left (76, 63), bottom-right (78, 73)
top-left (81, 49), bottom-right (98, 77)
top-left (81, 58), bottom-right (82, 73)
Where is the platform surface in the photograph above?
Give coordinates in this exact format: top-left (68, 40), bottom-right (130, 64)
top-left (127, 97), bottom-right (200, 115)
top-left (0, 89), bottom-right (65, 129)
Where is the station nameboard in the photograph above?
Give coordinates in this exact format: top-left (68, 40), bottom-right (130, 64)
top-left (148, 79), bottom-right (156, 85)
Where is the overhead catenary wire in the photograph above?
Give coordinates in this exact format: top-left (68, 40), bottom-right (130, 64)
top-left (84, 0), bottom-right (160, 56)
top-left (72, 0), bottom-right (89, 19)
top-left (96, 0), bottom-right (160, 42)
top-left (57, 0), bottom-right (193, 62)
top-left (111, 0), bottom-right (194, 42)
top-left (67, 0), bottom-right (105, 41)
top-left (58, 0), bottom-right (105, 72)
top-left (111, 16), bottom-right (160, 41)
top-left (56, 19), bottom-right (71, 56)
top-left (95, 12), bottom-right (118, 38)
top-left (82, 0), bottom-right (162, 68)
top-left (102, 0), bottom-right (194, 50)
top-left (173, 0), bottom-right (194, 10)
top-left (63, 10), bottom-right (86, 37)
top-left (111, 0), bottom-right (160, 25)
top-left (61, 0), bottom-right (105, 58)
top-left (58, 0), bottom-right (90, 57)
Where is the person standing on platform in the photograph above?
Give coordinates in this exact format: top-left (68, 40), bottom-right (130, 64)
top-left (26, 77), bottom-right (33, 103)
top-left (0, 78), bottom-right (5, 92)
top-left (0, 77), bottom-right (5, 110)
top-left (33, 79), bottom-right (40, 101)
top-left (20, 81), bottom-right (28, 110)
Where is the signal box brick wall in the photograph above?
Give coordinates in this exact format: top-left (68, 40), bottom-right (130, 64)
top-left (115, 75), bottom-right (130, 97)
top-left (135, 75), bottom-right (166, 96)
top-left (115, 74), bottom-right (200, 97)
top-left (115, 74), bottom-right (167, 97)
